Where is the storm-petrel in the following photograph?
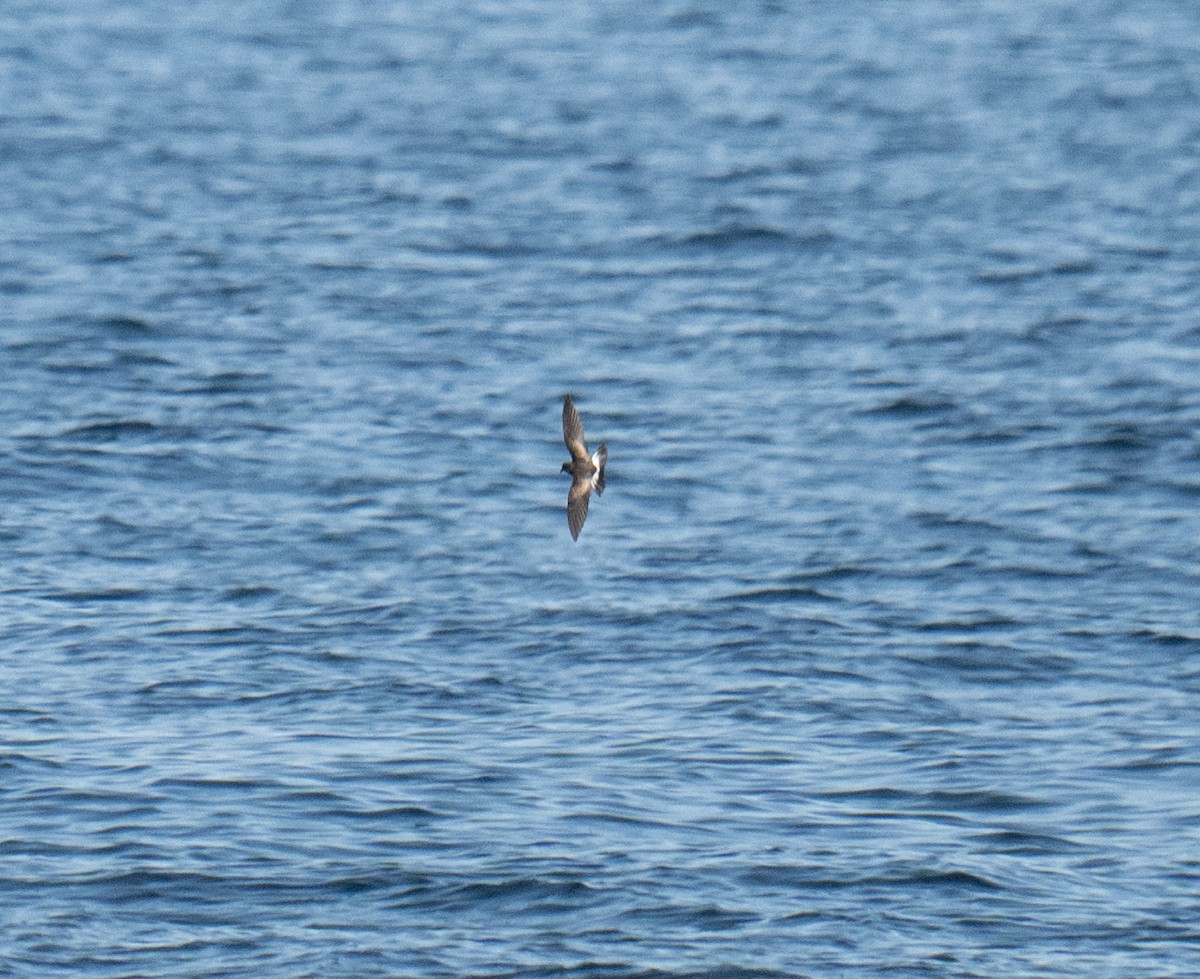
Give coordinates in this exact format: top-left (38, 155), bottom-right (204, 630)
top-left (561, 395), bottom-right (607, 540)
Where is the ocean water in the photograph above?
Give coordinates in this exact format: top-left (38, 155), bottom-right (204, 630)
top-left (3, 0), bottom-right (1200, 975)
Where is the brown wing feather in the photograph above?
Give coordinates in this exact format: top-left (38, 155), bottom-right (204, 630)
top-left (563, 396), bottom-right (589, 463)
top-left (567, 478), bottom-right (591, 540)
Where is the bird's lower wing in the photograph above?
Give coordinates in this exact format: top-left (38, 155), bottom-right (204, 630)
top-left (567, 480), bottom-right (591, 540)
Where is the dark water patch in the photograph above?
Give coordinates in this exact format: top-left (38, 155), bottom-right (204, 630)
top-left (42, 586), bottom-right (149, 603)
top-left (151, 624), bottom-right (285, 645)
top-left (976, 258), bottom-right (1094, 285)
top-left (970, 830), bottom-right (1084, 855)
top-left (177, 370), bottom-right (275, 395)
top-left (695, 164), bottom-right (777, 185)
top-left (908, 510), bottom-right (1007, 534)
top-left (222, 584), bottom-right (279, 601)
top-left (429, 875), bottom-right (603, 915)
top-left (1104, 754), bottom-right (1200, 774)
top-left (1050, 258), bottom-right (1097, 276)
top-left (57, 419), bottom-right (166, 441)
top-left (1095, 236), bottom-right (1171, 259)
top-left (976, 265), bottom-right (1047, 285)
top-left (988, 563), bottom-right (1093, 581)
top-left (1163, 478), bottom-right (1200, 498)
top-left (822, 787), bottom-right (1048, 815)
top-left (639, 224), bottom-right (836, 253)
top-left (1023, 313), bottom-right (1092, 340)
top-left (1079, 423), bottom-right (1163, 452)
top-left (0, 752), bottom-right (65, 771)
top-left (751, 662), bottom-right (870, 685)
top-left (945, 424), bottom-right (1031, 445)
top-left (323, 872), bottom-right (426, 896)
top-left (861, 395), bottom-right (957, 417)
top-left (741, 861), bottom-right (1001, 894)
top-left (1127, 628), bottom-right (1200, 651)
top-left (785, 565), bottom-right (875, 584)
top-left (622, 901), bottom-right (760, 931)
top-left (40, 358), bottom-right (115, 376)
top-left (91, 314), bottom-right (156, 336)
top-left (57, 868), bottom-right (292, 904)
top-left (148, 777), bottom-right (267, 793)
top-left (740, 862), bottom-right (852, 890)
top-left (560, 811), bottom-right (700, 833)
top-left (322, 805), bottom-right (445, 823)
top-left (714, 586), bottom-right (838, 605)
top-left (897, 646), bottom-right (1073, 682)
top-left (18, 786), bottom-right (159, 811)
top-left (898, 868), bottom-right (1003, 892)
top-left (914, 613), bottom-right (1019, 632)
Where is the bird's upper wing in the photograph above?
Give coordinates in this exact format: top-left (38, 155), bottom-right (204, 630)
top-left (563, 396), bottom-right (589, 463)
top-left (567, 478), bottom-right (591, 540)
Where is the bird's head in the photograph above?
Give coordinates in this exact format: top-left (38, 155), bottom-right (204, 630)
top-left (561, 461), bottom-right (573, 474)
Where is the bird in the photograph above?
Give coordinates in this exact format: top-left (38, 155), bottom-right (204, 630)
top-left (560, 395), bottom-right (607, 540)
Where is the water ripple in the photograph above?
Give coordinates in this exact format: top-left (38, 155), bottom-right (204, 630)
top-left (3, 0), bottom-right (1200, 976)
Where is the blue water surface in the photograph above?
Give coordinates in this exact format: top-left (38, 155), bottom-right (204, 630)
top-left (3, 1), bottom-right (1200, 976)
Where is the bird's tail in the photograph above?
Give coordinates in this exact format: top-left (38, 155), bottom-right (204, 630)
top-left (593, 443), bottom-right (607, 495)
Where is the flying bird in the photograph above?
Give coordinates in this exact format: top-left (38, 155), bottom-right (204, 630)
top-left (560, 395), bottom-right (607, 540)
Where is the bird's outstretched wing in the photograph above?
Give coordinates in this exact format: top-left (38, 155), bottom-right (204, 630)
top-left (563, 395), bottom-right (589, 463)
top-left (567, 478), bottom-right (591, 540)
